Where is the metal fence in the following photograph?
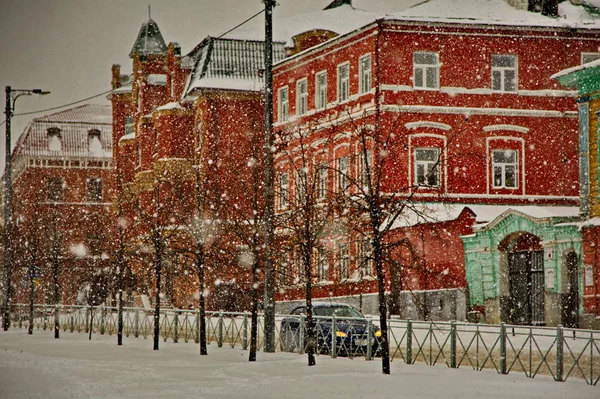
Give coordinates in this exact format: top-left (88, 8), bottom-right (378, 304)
top-left (3, 304), bottom-right (599, 386)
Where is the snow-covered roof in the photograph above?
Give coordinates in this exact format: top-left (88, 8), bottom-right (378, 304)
top-left (13, 104), bottom-right (112, 160)
top-left (129, 18), bottom-right (168, 58)
top-left (551, 58), bottom-right (600, 80)
top-left (223, 3), bottom-right (381, 47)
top-left (388, 202), bottom-right (579, 230)
top-left (388, 0), bottom-right (600, 29)
top-left (147, 74), bottom-right (167, 86)
top-left (183, 37), bottom-right (287, 95)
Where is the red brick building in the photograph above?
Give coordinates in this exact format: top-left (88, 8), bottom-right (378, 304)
top-left (7, 104), bottom-right (114, 305)
top-left (271, 0), bottom-right (600, 320)
top-left (108, 2), bottom-right (385, 311)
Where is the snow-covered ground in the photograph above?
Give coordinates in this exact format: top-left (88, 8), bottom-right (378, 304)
top-left (0, 330), bottom-right (596, 399)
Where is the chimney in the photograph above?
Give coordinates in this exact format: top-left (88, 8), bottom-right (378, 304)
top-left (111, 64), bottom-right (121, 89)
top-left (541, 0), bottom-right (559, 17)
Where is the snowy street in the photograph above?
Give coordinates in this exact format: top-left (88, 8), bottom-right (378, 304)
top-left (0, 330), bottom-right (596, 399)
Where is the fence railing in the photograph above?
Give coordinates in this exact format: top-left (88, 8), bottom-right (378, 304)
top-left (3, 304), bottom-right (599, 386)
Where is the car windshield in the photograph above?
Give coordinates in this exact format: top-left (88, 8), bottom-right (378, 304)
top-left (313, 306), bottom-right (364, 318)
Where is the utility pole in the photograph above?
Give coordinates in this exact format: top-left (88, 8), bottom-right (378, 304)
top-left (262, 0), bottom-right (277, 352)
top-left (2, 86), bottom-right (49, 331)
top-left (3, 86), bottom-right (12, 331)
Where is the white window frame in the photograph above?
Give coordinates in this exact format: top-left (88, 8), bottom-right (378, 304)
top-left (491, 54), bottom-right (518, 93)
top-left (358, 149), bottom-right (372, 192)
top-left (47, 177), bottom-right (64, 202)
top-left (359, 53), bottom-right (372, 94)
top-left (124, 115), bottom-right (134, 136)
top-left (338, 243), bottom-right (349, 281)
top-left (278, 172), bottom-right (289, 209)
top-left (296, 78), bottom-right (308, 116)
top-left (317, 249), bottom-right (328, 282)
top-left (492, 149), bottom-right (518, 189)
top-left (295, 168), bottom-right (307, 203)
top-left (315, 71), bottom-right (327, 110)
top-left (337, 62), bottom-right (350, 102)
top-left (337, 156), bottom-right (349, 193)
top-left (317, 163), bottom-right (328, 200)
top-left (278, 86), bottom-right (289, 122)
top-left (86, 178), bottom-right (103, 202)
top-left (413, 52), bottom-right (439, 90)
top-left (414, 147), bottom-right (440, 187)
top-left (581, 52), bottom-right (600, 65)
top-left (358, 239), bottom-right (373, 278)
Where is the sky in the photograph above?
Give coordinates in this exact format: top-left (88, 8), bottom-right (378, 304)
top-left (0, 0), bottom-right (420, 173)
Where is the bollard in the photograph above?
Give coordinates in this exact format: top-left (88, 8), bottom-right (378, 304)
top-left (406, 319), bottom-right (413, 365)
top-left (366, 320), bottom-right (373, 361)
top-left (450, 321), bottom-right (457, 368)
top-left (43, 305), bottom-right (48, 331)
top-left (299, 315), bottom-right (305, 355)
top-left (100, 306), bottom-right (106, 335)
top-left (134, 309), bottom-right (140, 338)
top-left (556, 324), bottom-right (564, 382)
top-left (217, 313), bottom-right (224, 348)
top-left (173, 311), bottom-right (179, 343)
top-left (195, 309), bottom-right (200, 344)
top-left (84, 306), bottom-right (89, 333)
top-left (331, 314), bottom-right (337, 359)
top-left (242, 313), bottom-right (249, 350)
top-left (500, 323), bottom-right (507, 375)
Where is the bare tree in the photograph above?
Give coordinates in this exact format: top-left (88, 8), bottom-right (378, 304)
top-left (274, 125), bottom-right (341, 366)
top-left (130, 177), bottom-right (179, 351)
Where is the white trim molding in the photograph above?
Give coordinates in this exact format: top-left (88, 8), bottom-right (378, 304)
top-left (483, 124), bottom-right (530, 134)
top-left (405, 121), bottom-right (452, 131)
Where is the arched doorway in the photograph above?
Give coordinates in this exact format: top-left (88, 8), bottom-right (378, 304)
top-left (562, 251), bottom-right (579, 328)
top-left (500, 232), bottom-right (545, 325)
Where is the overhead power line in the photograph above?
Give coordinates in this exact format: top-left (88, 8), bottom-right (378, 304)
top-left (7, 6), bottom-right (268, 121)
top-left (217, 8), bottom-right (265, 39)
top-left (12, 89), bottom-right (113, 117)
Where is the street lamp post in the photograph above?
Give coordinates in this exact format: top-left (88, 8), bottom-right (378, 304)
top-left (2, 86), bottom-right (50, 331)
top-left (262, 0), bottom-right (277, 353)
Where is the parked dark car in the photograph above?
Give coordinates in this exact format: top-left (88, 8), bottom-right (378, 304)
top-left (280, 303), bottom-right (381, 356)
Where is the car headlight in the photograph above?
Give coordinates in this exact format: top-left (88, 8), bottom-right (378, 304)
top-left (336, 331), bottom-right (347, 338)
top-left (374, 330), bottom-right (382, 337)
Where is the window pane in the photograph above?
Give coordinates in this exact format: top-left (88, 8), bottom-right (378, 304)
top-left (416, 164), bottom-right (425, 185)
top-left (427, 164), bottom-right (439, 186)
top-left (414, 52), bottom-right (436, 64)
top-left (494, 166), bottom-right (503, 187)
top-left (493, 150), bottom-right (515, 163)
top-left (492, 55), bottom-right (515, 67)
top-left (504, 70), bottom-right (516, 92)
top-left (492, 70), bottom-right (501, 90)
top-left (505, 165), bottom-right (516, 187)
top-left (416, 148), bottom-right (437, 161)
top-left (426, 67), bottom-right (437, 88)
top-left (414, 68), bottom-right (423, 87)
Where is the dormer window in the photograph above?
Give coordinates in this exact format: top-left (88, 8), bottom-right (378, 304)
top-left (47, 127), bottom-right (62, 152)
top-left (88, 129), bottom-right (103, 154)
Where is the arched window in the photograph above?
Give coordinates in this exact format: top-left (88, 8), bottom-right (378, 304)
top-left (88, 129), bottom-right (102, 154)
top-left (47, 127), bottom-right (62, 152)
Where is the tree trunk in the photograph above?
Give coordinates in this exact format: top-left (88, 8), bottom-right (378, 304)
top-left (303, 248), bottom-right (316, 366)
top-left (89, 306), bottom-right (94, 340)
top-left (373, 232), bottom-right (390, 374)
top-left (28, 265), bottom-right (35, 335)
top-left (117, 268), bottom-right (123, 346)
top-left (53, 257), bottom-right (60, 339)
top-left (249, 258), bottom-right (260, 362)
top-left (197, 247), bottom-right (207, 356)
top-left (153, 241), bottom-right (162, 351)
